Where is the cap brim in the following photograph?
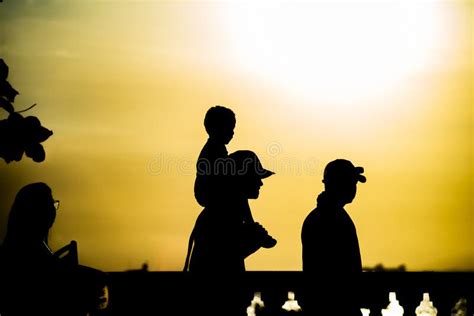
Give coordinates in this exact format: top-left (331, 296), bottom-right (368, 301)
top-left (357, 174), bottom-right (366, 183)
top-left (355, 166), bottom-right (366, 183)
top-left (260, 170), bottom-right (275, 179)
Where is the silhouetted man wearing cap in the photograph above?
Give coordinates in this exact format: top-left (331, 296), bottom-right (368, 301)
top-left (301, 159), bottom-right (366, 316)
top-left (185, 150), bottom-right (275, 316)
top-left (187, 150), bottom-right (275, 273)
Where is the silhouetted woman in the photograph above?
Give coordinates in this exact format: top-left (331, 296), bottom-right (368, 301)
top-left (0, 183), bottom-right (106, 316)
top-left (0, 183), bottom-right (58, 268)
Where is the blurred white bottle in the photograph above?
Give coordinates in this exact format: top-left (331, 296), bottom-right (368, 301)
top-left (451, 297), bottom-right (468, 316)
top-left (415, 293), bottom-right (438, 316)
top-left (247, 292), bottom-right (265, 316)
top-left (381, 292), bottom-right (404, 316)
top-left (360, 308), bottom-right (371, 316)
top-left (282, 291), bottom-right (302, 312)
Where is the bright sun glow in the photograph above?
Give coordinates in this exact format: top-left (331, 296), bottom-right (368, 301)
top-left (224, 2), bottom-right (445, 106)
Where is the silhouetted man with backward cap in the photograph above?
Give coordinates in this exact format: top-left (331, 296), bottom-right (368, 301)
top-left (301, 159), bottom-right (366, 316)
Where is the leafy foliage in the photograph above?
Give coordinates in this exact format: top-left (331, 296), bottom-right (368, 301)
top-left (0, 59), bottom-right (53, 163)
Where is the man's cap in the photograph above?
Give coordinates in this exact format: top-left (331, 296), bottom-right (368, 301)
top-left (323, 159), bottom-right (366, 184)
top-left (228, 150), bottom-right (274, 179)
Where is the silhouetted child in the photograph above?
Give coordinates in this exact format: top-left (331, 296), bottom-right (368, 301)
top-left (193, 106), bottom-right (276, 249)
top-left (194, 105), bottom-right (235, 207)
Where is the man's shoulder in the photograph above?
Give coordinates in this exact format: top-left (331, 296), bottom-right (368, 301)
top-left (303, 207), bottom-right (317, 221)
top-left (302, 207), bottom-right (323, 232)
top-left (304, 205), bottom-right (331, 223)
top-left (302, 206), bottom-right (338, 237)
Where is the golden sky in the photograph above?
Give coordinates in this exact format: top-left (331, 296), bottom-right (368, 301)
top-left (0, 0), bottom-right (472, 271)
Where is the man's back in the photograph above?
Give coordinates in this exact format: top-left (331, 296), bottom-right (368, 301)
top-left (301, 184), bottom-right (364, 316)
top-left (302, 203), bottom-right (362, 274)
top-left (189, 204), bottom-right (245, 273)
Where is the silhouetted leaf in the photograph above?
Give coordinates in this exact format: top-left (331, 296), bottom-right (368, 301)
top-left (3, 144), bottom-right (24, 163)
top-left (0, 120), bottom-right (7, 161)
top-left (7, 112), bottom-right (24, 136)
top-left (23, 115), bottom-right (41, 138)
top-left (24, 116), bottom-right (53, 143)
top-left (8, 112), bottom-right (23, 122)
top-left (25, 143), bottom-right (45, 162)
top-left (36, 126), bottom-right (53, 143)
top-left (0, 97), bottom-right (14, 113)
top-left (0, 59), bottom-right (8, 81)
top-left (0, 61), bottom-right (52, 163)
top-left (0, 80), bottom-right (19, 102)
top-left (0, 118), bottom-right (6, 131)
top-left (24, 115), bottom-right (40, 128)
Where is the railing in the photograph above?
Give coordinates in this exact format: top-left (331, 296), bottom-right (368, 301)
top-left (104, 272), bottom-right (473, 315)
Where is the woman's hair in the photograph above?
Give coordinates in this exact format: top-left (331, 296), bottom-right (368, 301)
top-left (5, 182), bottom-right (55, 243)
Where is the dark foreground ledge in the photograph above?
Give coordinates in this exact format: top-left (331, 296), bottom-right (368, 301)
top-left (104, 271), bottom-right (473, 315)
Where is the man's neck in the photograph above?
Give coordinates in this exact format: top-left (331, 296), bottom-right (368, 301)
top-left (318, 191), bottom-right (347, 209)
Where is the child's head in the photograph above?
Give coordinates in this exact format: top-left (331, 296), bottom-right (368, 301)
top-left (204, 106), bottom-right (236, 144)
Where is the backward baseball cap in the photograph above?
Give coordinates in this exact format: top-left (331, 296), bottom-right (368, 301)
top-left (323, 159), bottom-right (366, 184)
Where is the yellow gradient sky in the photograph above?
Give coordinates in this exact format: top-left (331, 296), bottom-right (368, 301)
top-left (0, 0), bottom-right (472, 271)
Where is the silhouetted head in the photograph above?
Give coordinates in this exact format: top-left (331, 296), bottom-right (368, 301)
top-left (228, 150), bottom-right (274, 199)
top-left (5, 182), bottom-right (57, 243)
top-left (322, 159), bottom-right (366, 205)
top-left (204, 106), bottom-right (236, 144)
